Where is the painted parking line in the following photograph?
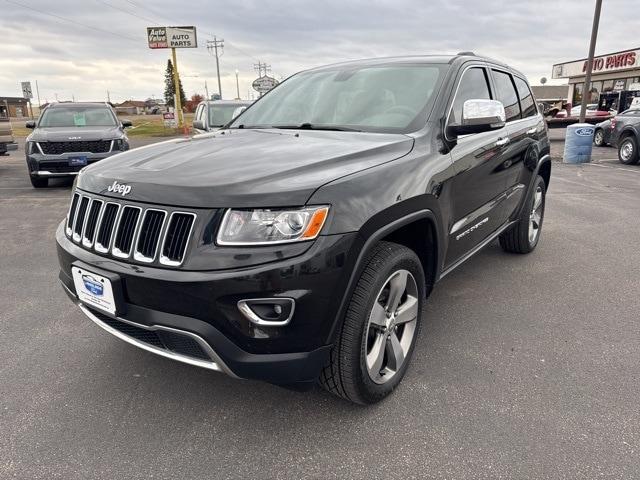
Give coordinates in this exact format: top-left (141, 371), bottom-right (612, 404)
top-left (586, 162), bottom-right (640, 174)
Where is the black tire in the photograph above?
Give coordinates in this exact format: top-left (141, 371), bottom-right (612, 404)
top-left (30, 176), bottom-right (49, 188)
top-left (319, 241), bottom-right (425, 404)
top-left (593, 129), bottom-right (605, 147)
top-left (499, 175), bottom-right (546, 254)
top-left (618, 135), bottom-right (639, 165)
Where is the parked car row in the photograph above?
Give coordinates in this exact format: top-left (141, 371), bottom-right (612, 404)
top-left (18, 100), bottom-right (249, 188)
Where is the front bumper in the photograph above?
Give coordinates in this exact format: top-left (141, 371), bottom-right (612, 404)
top-left (27, 149), bottom-right (122, 177)
top-left (56, 222), bottom-right (358, 385)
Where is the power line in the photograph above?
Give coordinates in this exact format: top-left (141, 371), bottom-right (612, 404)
top-left (5, 0), bottom-right (141, 44)
top-left (94, 0), bottom-right (160, 25)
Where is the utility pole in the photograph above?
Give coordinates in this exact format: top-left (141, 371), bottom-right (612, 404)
top-left (35, 80), bottom-right (41, 111)
top-left (253, 61), bottom-right (271, 78)
top-left (107, 90), bottom-right (111, 103)
top-left (235, 70), bottom-right (240, 100)
top-left (206, 37), bottom-right (224, 98)
top-left (205, 80), bottom-right (209, 101)
top-left (171, 47), bottom-right (184, 128)
top-left (579, 0), bottom-right (602, 123)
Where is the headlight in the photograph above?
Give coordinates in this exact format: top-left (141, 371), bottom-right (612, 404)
top-left (26, 141), bottom-right (34, 154)
top-left (113, 139), bottom-right (126, 151)
top-left (217, 206), bottom-right (330, 245)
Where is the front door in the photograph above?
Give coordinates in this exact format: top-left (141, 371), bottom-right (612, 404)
top-left (444, 65), bottom-right (521, 267)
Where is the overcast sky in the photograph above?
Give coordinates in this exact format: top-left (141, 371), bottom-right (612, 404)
top-left (1, 0), bottom-right (635, 104)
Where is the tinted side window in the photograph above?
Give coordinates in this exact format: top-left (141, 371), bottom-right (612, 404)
top-left (450, 67), bottom-right (491, 125)
top-left (514, 76), bottom-right (536, 118)
top-left (492, 70), bottom-right (521, 122)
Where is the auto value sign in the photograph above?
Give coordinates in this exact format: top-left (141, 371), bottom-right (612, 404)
top-left (552, 48), bottom-right (640, 79)
top-left (147, 26), bottom-right (197, 49)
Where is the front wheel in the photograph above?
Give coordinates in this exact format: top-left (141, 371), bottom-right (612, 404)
top-left (319, 242), bottom-right (425, 404)
top-left (618, 136), bottom-right (639, 165)
top-left (499, 175), bottom-right (546, 254)
top-left (593, 129), bottom-right (605, 147)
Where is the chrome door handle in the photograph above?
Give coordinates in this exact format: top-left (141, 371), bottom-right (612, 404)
top-left (526, 127), bottom-right (537, 135)
top-left (495, 137), bottom-right (510, 147)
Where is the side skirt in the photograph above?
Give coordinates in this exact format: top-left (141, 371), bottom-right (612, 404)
top-left (439, 220), bottom-right (516, 279)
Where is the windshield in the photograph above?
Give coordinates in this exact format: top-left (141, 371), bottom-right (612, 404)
top-left (230, 64), bottom-right (446, 133)
top-left (39, 106), bottom-right (117, 127)
top-left (208, 104), bottom-right (246, 127)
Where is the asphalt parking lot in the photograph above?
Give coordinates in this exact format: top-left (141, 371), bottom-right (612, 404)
top-left (1, 138), bottom-right (639, 479)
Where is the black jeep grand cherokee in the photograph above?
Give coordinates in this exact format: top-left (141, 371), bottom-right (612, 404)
top-left (57, 53), bottom-right (550, 404)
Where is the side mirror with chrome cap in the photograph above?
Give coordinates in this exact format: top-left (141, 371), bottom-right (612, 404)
top-left (448, 99), bottom-right (506, 136)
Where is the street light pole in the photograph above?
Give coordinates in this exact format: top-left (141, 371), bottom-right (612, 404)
top-left (579, 0), bottom-right (602, 123)
top-left (235, 70), bottom-right (240, 100)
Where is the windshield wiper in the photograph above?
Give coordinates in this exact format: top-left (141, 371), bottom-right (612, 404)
top-left (273, 123), bottom-right (362, 132)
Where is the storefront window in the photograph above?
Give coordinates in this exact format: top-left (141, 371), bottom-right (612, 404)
top-left (589, 81), bottom-right (602, 102)
top-left (602, 80), bottom-right (614, 92)
top-left (573, 83), bottom-right (583, 104)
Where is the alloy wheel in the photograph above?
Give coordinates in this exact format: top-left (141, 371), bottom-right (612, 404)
top-left (620, 139), bottom-right (634, 162)
top-left (528, 186), bottom-right (543, 244)
top-left (594, 130), bottom-right (604, 146)
top-left (365, 269), bottom-right (418, 384)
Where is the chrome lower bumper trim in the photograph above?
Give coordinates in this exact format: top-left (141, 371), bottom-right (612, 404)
top-left (61, 283), bottom-right (237, 377)
top-left (35, 170), bottom-right (79, 177)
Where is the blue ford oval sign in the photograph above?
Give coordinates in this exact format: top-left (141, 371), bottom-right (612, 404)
top-left (575, 127), bottom-right (594, 136)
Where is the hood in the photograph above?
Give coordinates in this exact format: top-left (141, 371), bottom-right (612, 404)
top-left (77, 129), bottom-right (414, 208)
top-left (29, 126), bottom-right (124, 142)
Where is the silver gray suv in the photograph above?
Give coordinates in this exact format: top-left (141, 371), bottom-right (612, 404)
top-left (25, 102), bottom-right (131, 188)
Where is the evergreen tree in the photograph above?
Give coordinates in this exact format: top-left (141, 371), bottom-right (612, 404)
top-left (164, 59), bottom-right (187, 108)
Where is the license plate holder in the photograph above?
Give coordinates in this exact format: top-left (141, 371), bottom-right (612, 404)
top-left (68, 156), bottom-right (88, 167)
top-left (72, 266), bottom-right (118, 315)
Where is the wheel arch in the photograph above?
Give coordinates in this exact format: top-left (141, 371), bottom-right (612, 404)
top-left (537, 156), bottom-right (552, 189)
top-left (325, 208), bottom-right (441, 344)
top-left (619, 127), bottom-right (638, 142)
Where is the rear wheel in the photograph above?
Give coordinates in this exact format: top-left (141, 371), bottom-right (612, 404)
top-left (499, 175), bottom-right (546, 254)
top-left (30, 175), bottom-right (49, 188)
top-left (593, 129), bottom-right (605, 147)
top-left (319, 241), bottom-right (425, 404)
top-left (618, 136), bottom-right (639, 165)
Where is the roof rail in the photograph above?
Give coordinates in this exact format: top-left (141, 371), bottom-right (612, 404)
top-left (457, 51), bottom-right (476, 56)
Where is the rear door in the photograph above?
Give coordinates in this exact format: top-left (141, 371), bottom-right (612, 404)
top-left (445, 65), bottom-right (520, 267)
top-left (491, 70), bottom-right (545, 219)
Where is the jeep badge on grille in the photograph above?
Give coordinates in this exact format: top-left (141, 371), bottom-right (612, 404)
top-left (107, 180), bottom-right (132, 196)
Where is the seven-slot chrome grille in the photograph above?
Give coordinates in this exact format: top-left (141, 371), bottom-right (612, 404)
top-left (66, 191), bottom-right (196, 267)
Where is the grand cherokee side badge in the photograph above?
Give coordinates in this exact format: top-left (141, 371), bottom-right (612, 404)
top-left (107, 180), bottom-right (132, 196)
top-left (456, 217), bottom-right (489, 241)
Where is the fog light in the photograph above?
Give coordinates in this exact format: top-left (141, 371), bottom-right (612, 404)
top-left (237, 298), bottom-right (295, 326)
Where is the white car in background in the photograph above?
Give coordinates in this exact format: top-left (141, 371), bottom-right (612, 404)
top-left (192, 100), bottom-right (252, 133)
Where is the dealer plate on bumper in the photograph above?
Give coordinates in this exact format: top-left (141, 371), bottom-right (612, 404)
top-left (72, 266), bottom-right (116, 315)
